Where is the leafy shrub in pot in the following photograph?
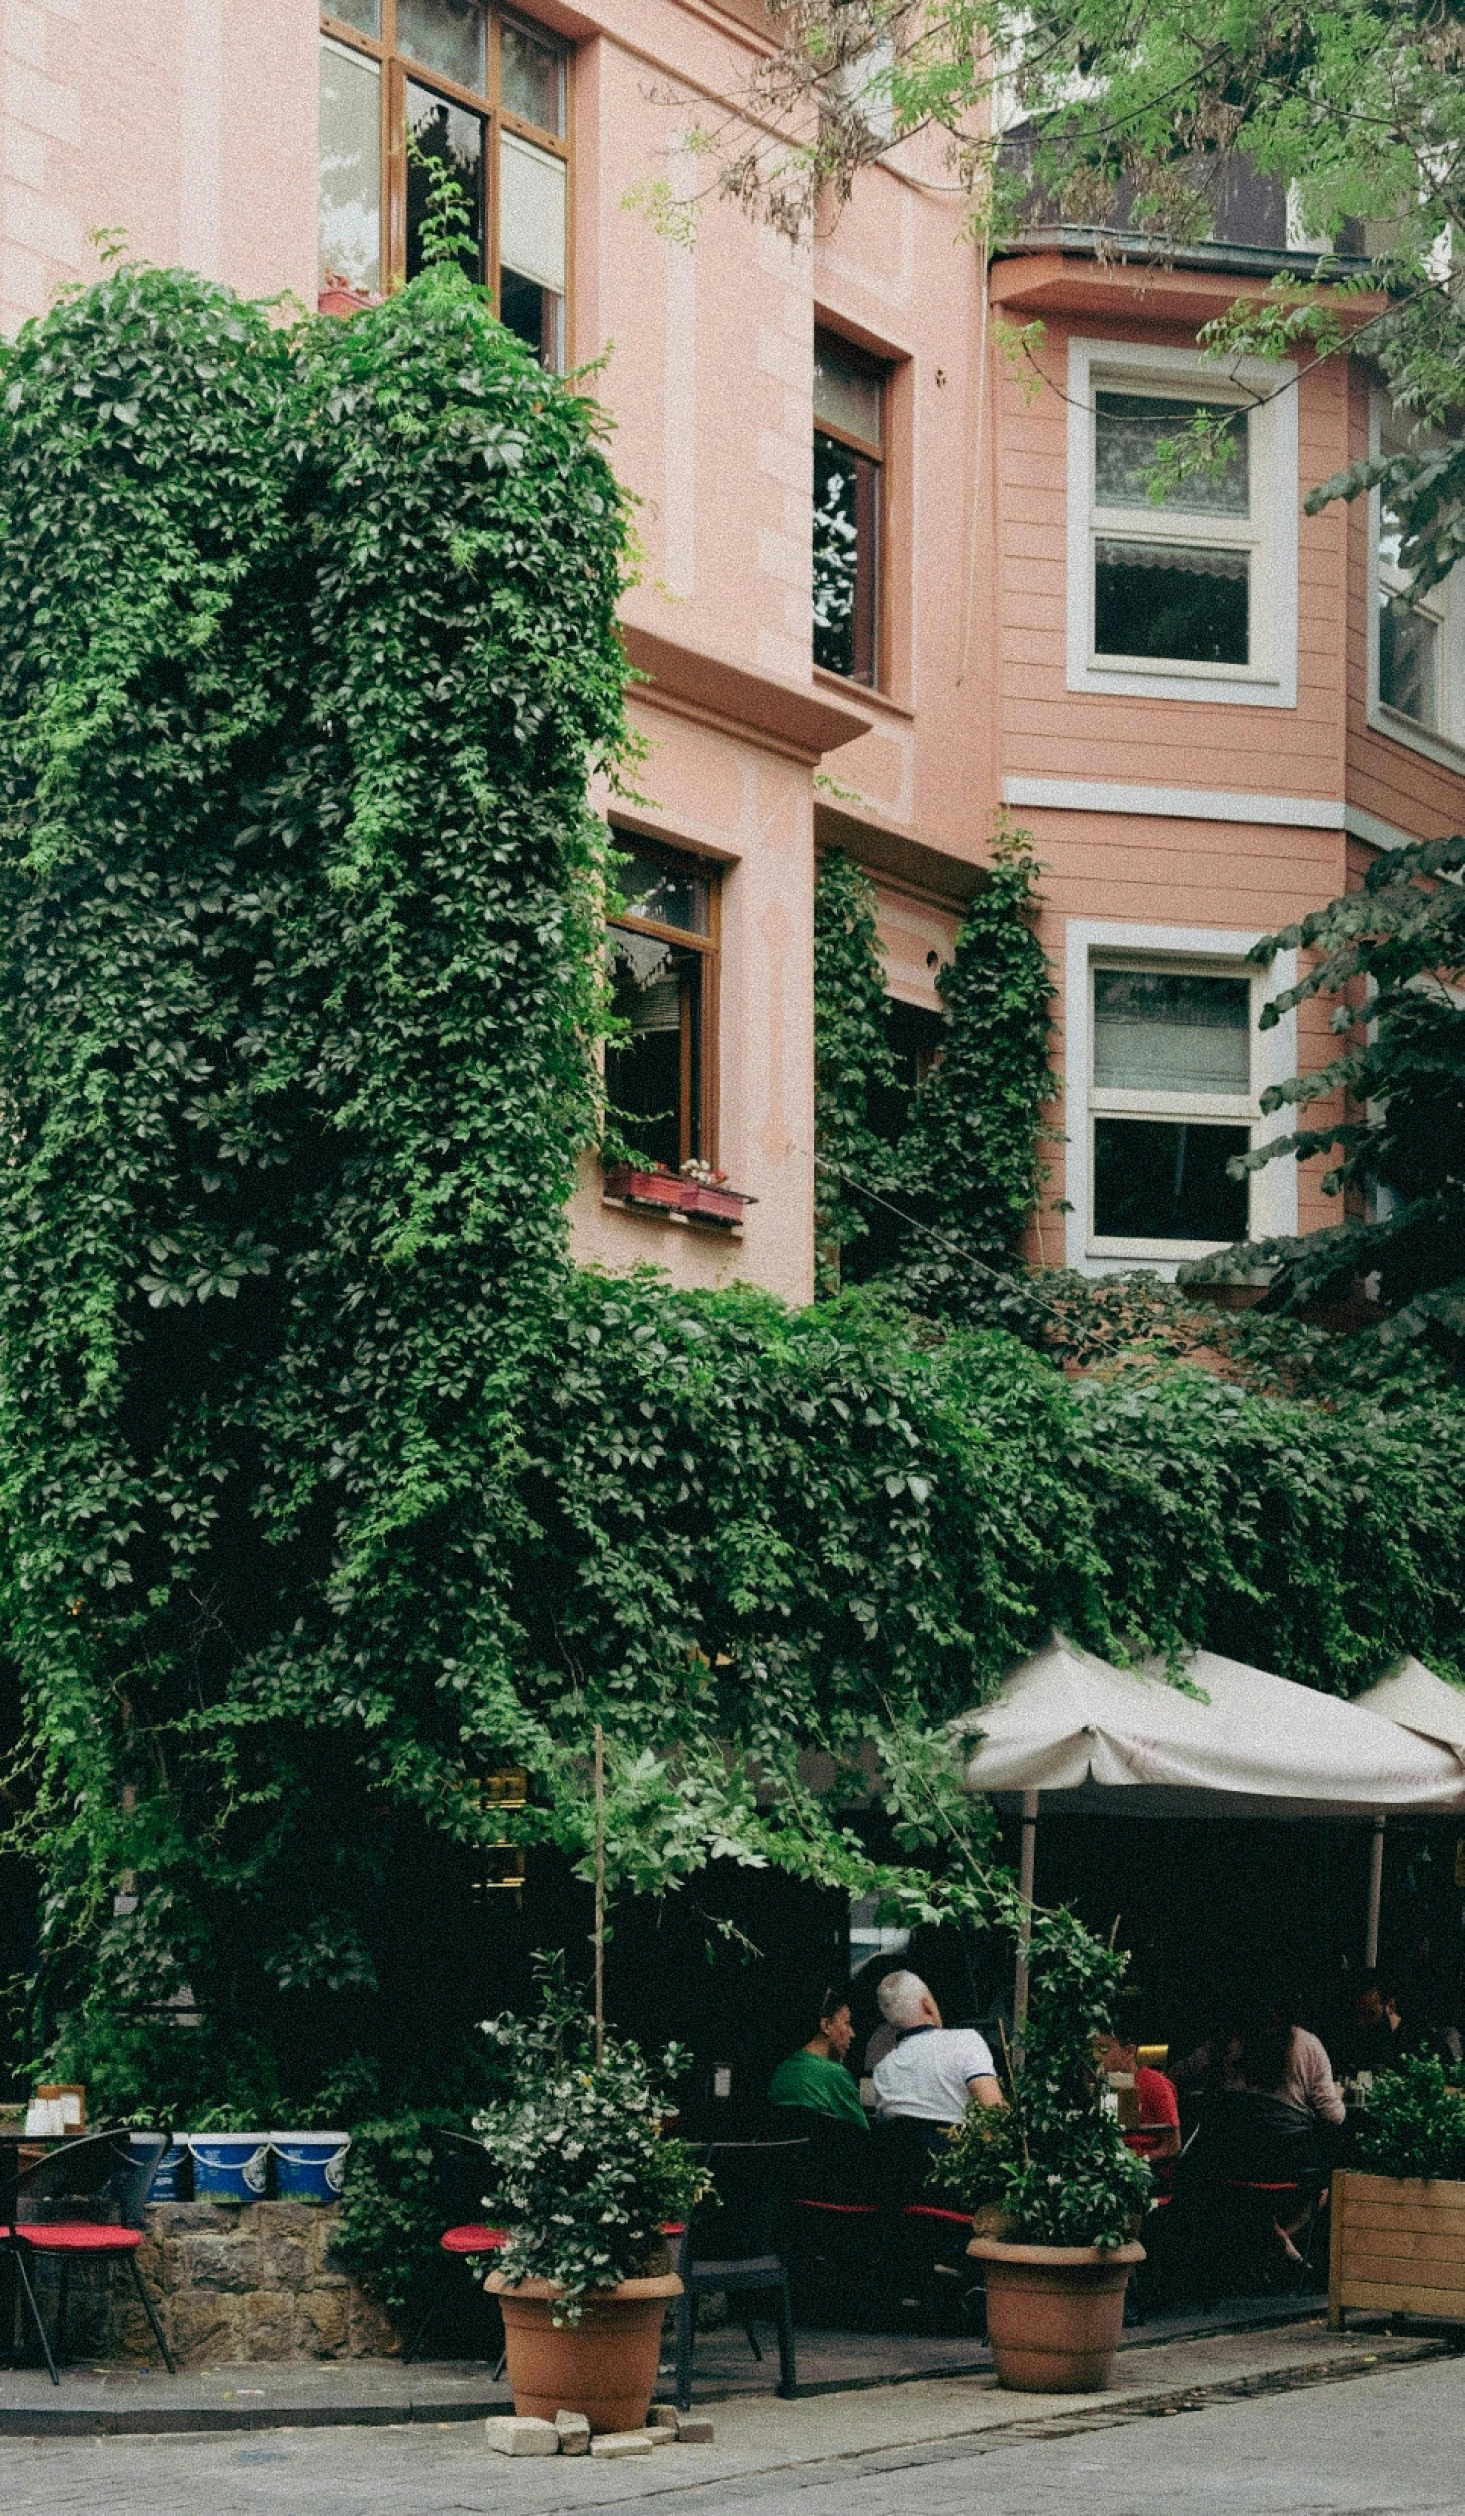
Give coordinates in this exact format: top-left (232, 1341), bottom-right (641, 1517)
top-left (474, 1963), bottom-right (710, 2432)
top-left (934, 1909), bottom-right (1152, 2391)
top-left (1351, 2056), bottom-right (1465, 2181)
top-left (1330, 2056), bottom-right (1465, 2328)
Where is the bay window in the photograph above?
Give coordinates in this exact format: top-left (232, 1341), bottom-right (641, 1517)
top-left (1372, 410), bottom-right (1465, 756)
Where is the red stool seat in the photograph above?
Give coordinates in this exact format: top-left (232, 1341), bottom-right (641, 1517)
top-left (440, 2223), bottom-right (507, 2255)
top-left (9, 2223), bottom-right (143, 2254)
top-left (794, 2199), bottom-right (879, 2216)
top-left (902, 2205), bottom-right (973, 2229)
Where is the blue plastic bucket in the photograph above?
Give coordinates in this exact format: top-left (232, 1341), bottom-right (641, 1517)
top-left (269, 2132), bottom-right (350, 2202)
top-left (132, 2134), bottom-right (189, 2202)
top-left (187, 2133), bottom-right (270, 2200)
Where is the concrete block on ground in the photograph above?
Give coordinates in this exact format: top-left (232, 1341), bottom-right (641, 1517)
top-left (674, 2413), bottom-right (715, 2442)
top-left (485, 2416), bottom-right (560, 2456)
top-left (589, 2430), bottom-right (654, 2458)
top-left (554, 2410), bottom-right (591, 2454)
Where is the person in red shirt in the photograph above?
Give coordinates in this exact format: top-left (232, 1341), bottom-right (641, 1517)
top-left (1095, 2022), bottom-right (1181, 2164)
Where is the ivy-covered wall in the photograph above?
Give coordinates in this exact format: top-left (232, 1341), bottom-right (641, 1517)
top-left (0, 265), bottom-right (1462, 2139)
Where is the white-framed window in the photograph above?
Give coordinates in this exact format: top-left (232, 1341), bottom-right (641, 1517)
top-left (1368, 397), bottom-right (1465, 767)
top-left (1066, 339), bottom-right (1298, 708)
top-left (1062, 919), bottom-right (1298, 1277)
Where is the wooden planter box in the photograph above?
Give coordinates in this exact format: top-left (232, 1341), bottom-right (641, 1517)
top-left (602, 1166), bottom-right (750, 1226)
top-left (1328, 2168), bottom-right (1465, 2327)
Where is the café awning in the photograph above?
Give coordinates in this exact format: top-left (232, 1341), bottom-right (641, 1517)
top-left (960, 1634), bottom-right (1465, 1820)
top-left (959, 1637), bottom-right (1465, 2024)
top-left (1352, 1657), bottom-right (1465, 1770)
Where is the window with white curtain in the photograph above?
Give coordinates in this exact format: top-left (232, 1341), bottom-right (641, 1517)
top-left (1066, 339), bottom-right (1297, 707)
top-left (1089, 961), bottom-right (1257, 1255)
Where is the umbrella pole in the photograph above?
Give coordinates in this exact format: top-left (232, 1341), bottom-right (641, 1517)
top-left (1014, 1790), bottom-right (1038, 2050)
top-left (1365, 1814), bottom-right (1385, 1970)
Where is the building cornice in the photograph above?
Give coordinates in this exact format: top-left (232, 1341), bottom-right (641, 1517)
top-left (622, 623), bottom-right (872, 766)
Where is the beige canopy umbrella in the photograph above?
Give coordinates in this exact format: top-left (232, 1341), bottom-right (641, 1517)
top-left (960, 1635), bottom-right (1465, 2024)
top-left (1350, 1658), bottom-right (1465, 1965)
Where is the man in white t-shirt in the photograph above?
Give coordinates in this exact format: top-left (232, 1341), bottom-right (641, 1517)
top-left (871, 1971), bottom-right (1004, 2127)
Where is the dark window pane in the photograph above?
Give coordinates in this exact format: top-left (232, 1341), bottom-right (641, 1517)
top-left (814, 430), bottom-right (877, 681)
top-left (605, 929), bottom-right (701, 1170)
top-left (1095, 538), bottom-right (1248, 665)
top-left (1095, 392), bottom-right (1248, 516)
top-left (1093, 1118), bottom-right (1250, 1242)
top-left (500, 16), bottom-right (565, 133)
top-left (614, 846), bottom-right (709, 937)
top-left (499, 268), bottom-right (562, 364)
top-left (398, 0), bottom-right (486, 91)
top-left (1378, 595), bottom-right (1438, 728)
top-left (1093, 968), bottom-right (1250, 1093)
top-left (405, 83), bottom-right (484, 281)
top-left (814, 334), bottom-right (882, 447)
top-left (329, 0), bottom-right (382, 34)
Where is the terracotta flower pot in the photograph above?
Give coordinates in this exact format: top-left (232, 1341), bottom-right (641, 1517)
top-left (487, 2269), bottom-right (682, 2433)
top-left (968, 2237), bottom-right (1144, 2393)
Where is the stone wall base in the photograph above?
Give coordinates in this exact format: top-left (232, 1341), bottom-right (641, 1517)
top-left (44, 2202), bottom-right (404, 2366)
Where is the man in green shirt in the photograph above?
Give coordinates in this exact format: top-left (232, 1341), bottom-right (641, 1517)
top-left (768, 1987), bottom-right (869, 2131)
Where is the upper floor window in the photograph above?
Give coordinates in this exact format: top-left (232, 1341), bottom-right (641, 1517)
top-left (1066, 340), bottom-right (1298, 709)
top-left (813, 332), bottom-right (885, 684)
top-left (605, 844), bottom-right (718, 1174)
top-left (1089, 962), bottom-right (1254, 1256)
top-left (1373, 412), bottom-right (1465, 756)
top-left (319, 2), bottom-right (568, 365)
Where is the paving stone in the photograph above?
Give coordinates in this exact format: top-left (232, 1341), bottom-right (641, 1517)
top-left (485, 2415), bottom-right (560, 2456)
top-left (647, 2405), bottom-right (678, 2429)
top-left (554, 2409), bottom-right (591, 2454)
top-left (674, 2413), bottom-right (715, 2441)
top-left (590, 2430), bottom-right (655, 2457)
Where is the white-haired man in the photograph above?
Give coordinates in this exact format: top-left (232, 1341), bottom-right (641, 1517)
top-left (871, 1970), bottom-right (1003, 2133)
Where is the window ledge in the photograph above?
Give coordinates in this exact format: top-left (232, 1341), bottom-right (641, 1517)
top-left (812, 666), bottom-right (916, 723)
top-left (1367, 701), bottom-right (1465, 778)
top-left (601, 1192), bottom-right (745, 1237)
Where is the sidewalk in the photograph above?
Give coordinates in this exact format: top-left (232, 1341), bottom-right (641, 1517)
top-left (0, 2304), bottom-right (1451, 2446)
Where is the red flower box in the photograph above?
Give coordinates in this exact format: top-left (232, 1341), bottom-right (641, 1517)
top-left (602, 1166), bottom-right (751, 1226)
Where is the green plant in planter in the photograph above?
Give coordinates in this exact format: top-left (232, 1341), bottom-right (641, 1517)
top-left (933, 1907), bottom-right (1152, 2248)
top-left (473, 1961), bottom-right (710, 2321)
top-left (1352, 2056), bottom-right (1465, 2182)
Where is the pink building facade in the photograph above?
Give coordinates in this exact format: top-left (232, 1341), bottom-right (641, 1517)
top-left (6, 0), bottom-right (1463, 1307)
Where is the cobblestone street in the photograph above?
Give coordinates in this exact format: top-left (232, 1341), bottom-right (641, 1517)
top-left (0, 2336), bottom-right (1459, 2516)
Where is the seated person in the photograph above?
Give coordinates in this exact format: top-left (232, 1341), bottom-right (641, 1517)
top-left (768, 1986), bottom-right (869, 2132)
top-left (1094, 2019), bottom-right (1181, 2164)
top-left (1339, 1971), bottom-right (1407, 2077)
top-left (870, 1970), bottom-right (1003, 2143)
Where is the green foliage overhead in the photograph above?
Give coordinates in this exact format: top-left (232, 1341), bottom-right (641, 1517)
top-left (719, 3), bottom-right (1465, 594)
top-left (934, 1907), bottom-right (1153, 2247)
top-left (1182, 833), bottom-right (1465, 1355)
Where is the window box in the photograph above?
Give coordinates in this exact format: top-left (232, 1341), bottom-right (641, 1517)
top-left (602, 1164), bottom-right (751, 1228)
top-left (317, 275), bottom-right (378, 317)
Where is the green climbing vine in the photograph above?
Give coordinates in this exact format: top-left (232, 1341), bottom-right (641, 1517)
top-left (812, 826), bottom-right (1055, 1311)
top-left (812, 851), bottom-right (898, 1296)
top-left (1, 259), bottom-right (1463, 2164)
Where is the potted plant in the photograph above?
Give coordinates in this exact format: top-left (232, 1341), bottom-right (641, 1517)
top-left (1329, 2054), bottom-right (1465, 2328)
top-left (475, 1963), bottom-right (709, 2433)
top-left (933, 1910), bottom-right (1153, 2392)
top-left (600, 1154), bottom-right (752, 1226)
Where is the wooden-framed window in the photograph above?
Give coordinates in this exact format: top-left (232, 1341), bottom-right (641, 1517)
top-left (813, 330), bottom-right (885, 685)
top-left (605, 843), bottom-right (719, 1173)
top-left (318, 2), bottom-right (569, 365)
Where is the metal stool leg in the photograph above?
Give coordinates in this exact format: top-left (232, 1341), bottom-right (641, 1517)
top-left (675, 2287), bottom-right (696, 2412)
top-left (775, 2275), bottom-right (797, 2400)
top-left (128, 2254), bottom-right (176, 2374)
top-left (7, 2244), bottom-right (58, 2385)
